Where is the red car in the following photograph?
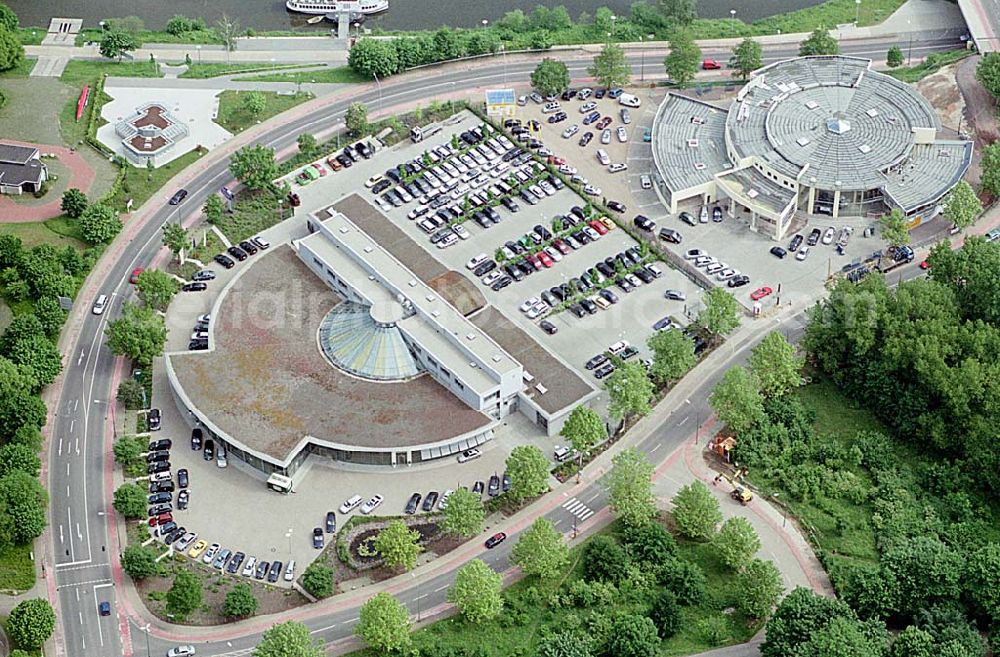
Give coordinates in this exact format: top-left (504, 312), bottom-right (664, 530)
top-left (485, 532), bottom-right (507, 549)
top-left (589, 220), bottom-right (609, 235)
top-left (537, 251), bottom-right (554, 268)
top-left (750, 286), bottom-right (773, 301)
top-left (548, 155), bottom-right (566, 166)
top-left (311, 163), bottom-right (327, 177)
top-left (919, 260), bottom-right (930, 270)
top-left (596, 117), bottom-right (612, 130)
top-left (702, 59), bottom-right (722, 70)
top-left (552, 238), bottom-right (571, 255)
top-left (129, 267), bottom-right (144, 284)
top-left (525, 253), bottom-right (543, 271)
top-left (326, 157), bottom-right (342, 171)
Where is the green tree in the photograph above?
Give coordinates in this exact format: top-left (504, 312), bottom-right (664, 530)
top-left (61, 188), bottom-right (88, 218)
top-left (663, 28), bottom-right (700, 87)
top-left (135, 269), bottom-right (180, 311)
top-left (1, 328), bottom-right (62, 391)
top-left (214, 13), bottom-right (240, 61)
top-left (0, 357), bottom-right (47, 443)
top-left (0, 471), bottom-right (46, 544)
top-left (356, 592), bottom-right (411, 654)
top-left (648, 590), bottom-right (682, 639)
top-left (748, 331), bottom-right (803, 398)
top-left (202, 193), bottom-right (226, 224)
top-left (537, 631), bottom-right (593, 657)
top-left (348, 38), bottom-right (400, 78)
top-left (34, 296), bottom-right (67, 339)
top-left (7, 598), bottom-right (55, 649)
top-left (302, 562), bottom-right (334, 599)
top-left (117, 379), bottom-right (145, 409)
top-left (161, 222), bottom-right (188, 260)
top-left (886, 45), bottom-right (904, 68)
top-left (253, 621), bottom-right (324, 657)
top-left (761, 587), bottom-right (858, 657)
top-left (122, 544), bottom-right (159, 580)
top-left (890, 627), bottom-right (935, 657)
top-left (583, 535), bottom-right (628, 583)
top-left (505, 445), bottom-right (550, 502)
top-left (99, 30), bottom-right (137, 61)
top-left (589, 42), bottom-right (631, 90)
top-left (79, 203), bottom-right (121, 244)
top-left (242, 91), bottom-right (266, 119)
top-left (975, 51), bottom-right (1000, 100)
top-left (441, 487), bottom-right (484, 536)
top-left (113, 482), bottom-right (146, 519)
top-left (714, 517), bottom-right (760, 569)
top-left (229, 144), bottom-right (278, 191)
top-left (223, 582), bottom-right (258, 618)
top-left (166, 570), bottom-right (202, 620)
top-left (730, 37), bottom-right (763, 79)
top-left (531, 58), bottom-right (571, 96)
top-left (658, 0), bottom-right (697, 25)
top-left (511, 517), bottom-right (569, 579)
top-left (647, 329), bottom-right (696, 384)
top-left (345, 102), bottom-right (369, 137)
top-left (607, 360), bottom-right (654, 420)
top-left (879, 208), bottom-right (910, 247)
top-left (607, 614), bottom-right (660, 657)
top-left (942, 180), bottom-right (982, 230)
top-left (982, 142), bottom-right (1000, 198)
top-left (105, 302), bottom-right (167, 368)
top-left (0, 443), bottom-right (41, 477)
top-left (297, 132), bottom-right (318, 156)
top-left (671, 480), bottom-right (721, 540)
top-left (798, 27), bottom-right (839, 56)
top-left (699, 287), bottom-right (741, 336)
top-left (0, 25), bottom-right (22, 73)
top-left (448, 559), bottom-right (503, 622)
top-left (796, 616), bottom-right (889, 657)
top-left (881, 535), bottom-right (962, 616)
top-left (623, 522), bottom-right (677, 567)
top-left (966, 543), bottom-right (1000, 622)
top-left (605, 448), bottom-right (657, 530)
top-left (374, 519), bottom-right (423, 571)
top-left (560, 405), bottom-right (605, 461)
top-left (0, 3), bottom-right (18, 31)
top-left (710, 366), bottom-right (765, 435)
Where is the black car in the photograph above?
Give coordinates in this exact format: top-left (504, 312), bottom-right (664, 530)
top-left (267, 560), bottom-right (282, 583)
top-left (501, 197), bottom-right (520, 212)
top-left (238, 241), bottom-right (258, 255)
top-left (148, 503), bottom-right (171, 516)
top-left (540, 320), bottom-right (558, 335)
top-left (488, 474), bottom-right (500, 496)
top-left (422, 491), bottom-right (439, 512)
top-left (148, 461), bottom-right (170, 474)
top-left (325, 511), bottom-right (337, 533)
top-left (473, 260), bottom-right (497, 277)
top-left (158, 521), bottom-right (177, 537)
top-left (213, 254), bottom-right (235, 269)
top-left (190, 428), bottom-right (203, 451)
top-left (148, 408), bottom-right (161, 431)
top-left (504, 264), bottom-right (525, 281)
top-left (472, 481), bottom-right (485, 496)
top-left (586, 354), bottom-right (609, 370)
top-left (728, 275), bottom-right (751, 288)
top-left (177, 468), bottom-right (189, 488)
top-left (168, 189), bottom-right (188, 205)
top-left (313, 527), bottom-right (324, 549)
top-left (177, 490), bottom-right (189, 510)
top-left (227, 552), bottom-right (245, 574)
top-left (659, 228), bottom-right (682, 244)
top-left (634, 215), bottom-right (655, 231)
top-left (561, 89), bottom-right (577, 100)
top-left (789, 234), bottom-right (804, 251)
top-left (679, 212), bottom-right (697, 227)
top-left (148, 492), bottom-right (172, 505)
top-left (227, 246), bottom-right (248, 261)
top-left (607, 201), bottom-right (626, 213)
top-left (372, 179), bottom-right (392, 194)
top-left (343, 145), bottom-right (358, 162)
top-left (405, 493), bottom-right (422, 514)
top-left (148, 438), bottom-right (171, 451)
top-left (580, 298), bottom-right (598, 314)
top-left (578, 132), bottom-right (594, 147)
top-left (149, 480), bottom-right (174, 494)
top-left (255, 561), bottom-right (269, 580)
top-left (807, 228), bottom-right (822, 246)
top-left (164, 527), bottom-right (186, 545)
top-left (145, 451), bottom-right (169, 465)
top-left (712, 206), bottom-right (723, 222)
top-left (336, 153), bottom-right (352, 168)
top-left (770, 246), bottom-right (788, 259)
top-left (502, 472), bottom-right (511, 492)
top-left (599, 288), bottom-right (619, 304)
top-left (485, 532), bottom-right (507, 549)
top-left (182, 282), bottom-right (207, 292)
top-left (203, 439), bottom-right (215, 461)
top-left (491, 276), bottom-right (512, 291)
top-left (192, 270), bottom-right (216, 282)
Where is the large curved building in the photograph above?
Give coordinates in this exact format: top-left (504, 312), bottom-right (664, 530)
top-left (650, 56), bottom-right (973, 240)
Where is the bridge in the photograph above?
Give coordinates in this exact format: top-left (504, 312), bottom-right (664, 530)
top-left (956, 0), bottom-right (999, 52)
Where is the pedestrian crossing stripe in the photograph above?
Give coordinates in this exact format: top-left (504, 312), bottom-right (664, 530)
top-left (562, 498), bottom-right (595, 521)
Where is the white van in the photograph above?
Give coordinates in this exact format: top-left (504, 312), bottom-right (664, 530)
top-left (283, 560), bottom-right (296, 582)
top-left (618, 94), bottom-right (641, 108)
top-left (92, 294), bottom-right (108, 315)
top-left (596, 149), bottom-right (611, 166)
top-left (554, 446), bottom-right (577, 462)
top-left (339, 494), bottom-right (363, 514)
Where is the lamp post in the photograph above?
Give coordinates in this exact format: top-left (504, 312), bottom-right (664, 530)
top-left (906, 19), bottom-right (913, 64)
top-left (372, 71), bottom-right (383, 117)
top-left (481, 19), bottom-right (488, 29)
top-left (270, 56), bottom-right (276, 71)
top-left (196, 45), bottom-right (201, 65)
top-left (854, 0), bottom-right (861, 24)
top-left (143, 623), bottom-right (151, 657)
top-left (639, 36), bottom-right (645, 81)
top-left (730, 9), bottom-right (736, 35)
top-left (500, 44), bottom-right (508, 86)
top-left (285, 529), bottom-right (293, 556)
top-left (610, 14), bottom-right (617, 41)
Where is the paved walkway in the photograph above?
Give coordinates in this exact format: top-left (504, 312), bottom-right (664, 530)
top-left (0, 140), bottom-right (96, 222)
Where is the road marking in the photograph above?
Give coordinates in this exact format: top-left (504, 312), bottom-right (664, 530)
top-left (585, 491), bottom-right (600, 503)
top-left (562, 498), bottom-right (595, 521)
top-left (66, 462), bottom-right (70, 476)
top-left (78, 349), bottom-right (85, 365)
top-left (650, 442), bottom-right (663, 452)
top-left (55, 558), bottom-right (94, 568)
top-left (415, 594), bottom-right (428, 601)
top-left (67, 484), bottom-right (70, 497)
top-left (77, 523), bottom-right (83, 541)
top-left (60, 524), bottom-right (64, 544)
top-left (69, 419), bottom-right (75, 434)
top-left (58, 438), bottom-right (62, 455)
top-left (75, 437), bottom-right (80, 455)
top-left (309, 623), bottom-right (337, 634)
top-left (678, 415), bottom-right (689, 426)
top-left (67, 507), bottom-right (75, 562)
top-left (346, 616), bottom-right (359, 623)
top-left (58, 577), bottom-right (112, 589)
top-left (433, 584), bottom-right (448, 592)
top-left (92, 586), bottom-right (105, 646)
top-left (75, 587), bottom-right (80, 601)
top-left (74, 399), bottom-right (79, 412)
top-left (78, 611), bottom-right (83, 625)
top-left (553, 518), bottom-right (564, 528)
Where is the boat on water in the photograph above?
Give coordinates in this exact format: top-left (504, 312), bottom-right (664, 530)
top-left (286, 0), bottom-right (389, 15)
top-left (305, 10), bottom-right (366, 24)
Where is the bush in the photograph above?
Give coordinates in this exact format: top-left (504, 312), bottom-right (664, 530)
top-left (302, 562), bottom-right (334, 599)
top-left (659, 557), bottom-right (706, 605)
top-left (648, 590), bottom-right (682, 639)
top-left (582, 535), bottom-right (629, 583)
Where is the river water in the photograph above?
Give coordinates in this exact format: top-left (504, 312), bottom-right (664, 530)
top-left (8, 0), bottom-right (824, 32)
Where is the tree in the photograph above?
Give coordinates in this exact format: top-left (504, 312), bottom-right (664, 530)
top-left (975, 51), bottom-right (1000, 100)
top-left (0, 443), bottom-right (41, 477)
top-left (215, 13), bottom-right (240, 62)
top-left (942, 180), bottom-right (982, 230)
top-left (647, 329), bottom-right (696, 384)
top-left (648, 590), bottom-right (682, 639)
top-left (223, 582), bottom-right (258, 618)
top-left (730, 37), bottom-right (763, 79)
top-left (301, 562), bottom-right (334, 599)
top-left (166, 570), bottom-right (202, 620)
top-left (2, 329), bottom-right (62, 391)
top-left (99, 30), bottom-right (137, 61)
top-left (7, 598), bottom-right (55, 649)
top-left (356, 592), bottom-right (411, 654)
top-left (560, 405), bottom-right (605, 460)
top-left (761, 587), bottom-right (858, 657)
top-left (117, 379), bottom-right (145, 409)
top-left (441, 487), bottom-right (484, 536)
top-left (658, 0), bottom-right (697, 25)
top-left (0, 357), bottom-right (47, 443)
top-left (297, 132), bottom-right (318, 156)
top-left (135, 269), bottom-right (180, 311)
top-left (0, 471), bottom-right (46, 544)
top-left (161, 223), bottom-right (188, 260)
top-left (588, 42), bottom-right (630, 90)
top-left (796, 616), bottom-right (888, 657)
top-left (229, 144), bottom-right (278, 191)
top-left (583, 535), bottom-right (629, 583)
top-left (798, 28), bottom-right (839, 56)
top-left (966, 543), bottom-right (1000, 622)
top-left (748, 331), bottom-right (803, 398)
top-left (670, 480), bottom-right (721, 540)
top-left (531, 58), bottom-right (570, 96)
top-left (112, 15), bottom-right (145, 36)
top-left (79, 203), bottom-right (121, 244)
top-left (254, 621), bottom-right (324, 657)
top-left (61, 188), bottom-right (88, 218)
top-left (881, 535), bottom-right (962, 616)
top-left (0, 3), bottom-right (18, 31)
top-left (105, 302), bottom-right (167, 368)
top-left (890, 626), bottom-right (935, 657)
top-left (34, 296), bottom-right (67, 338)
top-left (605, 448), bottom-right (657, 530)
top-left (699, 287), bottom-right (741, 336)
top-left (348, 38), bottom-right (400, 79)
top-left (511, 517), bottom-right (569, 579)
top-left (886, 45), bottom-right (904, 68)
top-left (113, 482), bottom-right (146, 519)
top-left (374, 519), bottom-right (422, 571)
top-left (122, 544), bottom-right (159, 580)
top-left (623, 522), bottom-right (677, 566)
top-left (505, 445), bottom-right (550, 501)
top-left (714, 517), bottom-right (760, 569)
top-left (448, 559), bottom-right (503, 622)
top-left (607, 361), bottom-right (654, 420)
top-left (0, 26), bottom-right (22, 73)
top-left (710, 366), bottom-right (765, 435)
top-left (982, 142), bottom-right (1000, 198)
top-left (537, 632), bottom-right (593, 657)
top-left (663, 29), bottom-right (700, 88)
top-left (345, 102), bottom-right (369, 137)
top-left (203, 193), bottom-right (226, 224)
top-left (242, 91), bottom-right (266, 119)
top-left (879, 208), bottom-right (910, 247)
top-left (606, 614), bottom-right (660, 657)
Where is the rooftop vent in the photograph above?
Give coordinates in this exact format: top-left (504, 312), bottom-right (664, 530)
top-left (522, 371), bottom-right (535, 383)
top-left (466, 333), bottom-right (476, 341)
top-left (469, 361), bottom-right (477, 368)
top-left (687, 139), bottom-right (699, 148)
top-left (363, 246), bottom-right (373, 253)
top-left (805, 100), bottom-right (819, 110)
top-left (694, 162), bottom-right (706, 170)
top-left (491, 354), bottom-right (502, 363)
top-left (408, 280), bottom-right (417, 287)
top-left (866, 108), bottom-right (879, 118)
top-left (796, 137), bottom-right (810, 147)
top-left (536, 383), bottom-right (548, 394)
top-left (748, 189), bottom-right (759, 199)
top-left (691, 116), bottom-right (705, 125)
top-left (338, 226), bottom-right (350, 234)
top-left (827, 117), bottom-right (852, 135)
top-left (431, 310), bottom-right (440, 317)
top-left (858, 144), bottom-right (871, 154)
top-left (425, 295), bottom-right (436, 302)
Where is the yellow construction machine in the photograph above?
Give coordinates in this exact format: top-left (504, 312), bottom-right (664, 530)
top-left (713, 465), bottom-right (753, 505)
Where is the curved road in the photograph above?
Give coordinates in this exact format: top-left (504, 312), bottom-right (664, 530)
top-left (46, 32), bottom-right (962, 657)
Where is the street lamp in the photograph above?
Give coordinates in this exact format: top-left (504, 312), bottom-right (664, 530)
top-left (610, 14), bottom-right (617, 41)
top-left (906, 19), bottom-right (913, 64)
top-left (143, 623), bottom-right (151, 657)
top-left (270, 56), bottom-right (276, 71)
top-left (373, 72), bottom-right (384, 117)
top-left (730, 9), bottom-right (736, 35)
top-left (639, 36), bottom-right (645, 81)
top-left (854, 0), bottom-right (861, 24)
top-left (285, 529), bottom-right (293, 556)
top-left (481, 19), bottom-right (488, 29)
top-left (196, 45), bottom-right (201, 65)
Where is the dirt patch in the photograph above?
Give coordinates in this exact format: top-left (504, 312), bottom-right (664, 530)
top-left (914, 64), bottom-right (965, 133)
top-left (428, 270), bottom-right (486, 316)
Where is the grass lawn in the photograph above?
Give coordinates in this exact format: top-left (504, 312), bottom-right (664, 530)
top-left (110, 149), bottom-right (206, 211)
top-left (60, 59), bottom-right (164, 84)
top-left (75, 28), bottom-right (222, 48)
top-left (0, 216), bottom-right (89, 251)
top-left (0, 543), bottom-right (36, 592)
top-left (213, 90), bottom-right (313, 134)
top-left (16, 27), bottom-right (46, 46)
top-left (0, 57), bottom-right (37, 79)
top-left (232, 66), bottom-right (365, 85)
top-left (213, 188), bottom-right (289, 243)
top-left (179, 62), bottom-right (317, 79)
top-left (886, 49), bottom-right (974, 83)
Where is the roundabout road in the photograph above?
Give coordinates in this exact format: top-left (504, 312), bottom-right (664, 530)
top-left (45, 32), bottom-right (962, 657)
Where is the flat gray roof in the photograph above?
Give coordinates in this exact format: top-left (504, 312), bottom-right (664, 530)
top-left (881, 141), bottom-right (974, 212)
top-left (717, 166), bottom-right (797, 214)
top-left (651, 94), bottom-right (730, 193)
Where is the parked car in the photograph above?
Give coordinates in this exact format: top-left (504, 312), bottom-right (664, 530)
top-left (325, 511), bottom-right (337, 533)
top-left (750, 286), bottom-right (773, 301)
top-left (168, 189), bottom-right (188, 205)
top-left (702, 59), bottom-right (722, 69)
top-left (312, 528), bottom-right (324, 549)
top-left (360, 495), bottom-right (384, 515)
top-left (177, 490), bottom-right (189, 510)
top-left (458, 448), bottom-right (482, 463)
top-left (485, 532), bottom-right (507, 549)
top-left (147, 408), bottom-right (161, 431)
top-left (770, 246), bottom-right (788, 259)
top-left (405, 493), bottom-right (422, 514)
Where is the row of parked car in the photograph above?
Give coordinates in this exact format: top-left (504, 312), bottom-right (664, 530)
top-left (682, 248), bottom-right (751, 288)
top-left (143, 430), bottom-right (192, 541)
top-left (770, 226), bottom-right (854, 261)
top-left (171, 533), bottom-right (296, 584)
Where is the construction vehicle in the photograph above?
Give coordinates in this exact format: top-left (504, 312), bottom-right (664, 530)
top-left (713, 465), bottom-right (753, 505)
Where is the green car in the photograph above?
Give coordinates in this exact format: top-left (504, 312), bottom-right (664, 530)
top-left (642, 128), bottom-right (652, 143)
top-left (296, 166), bottom-right (320, 185)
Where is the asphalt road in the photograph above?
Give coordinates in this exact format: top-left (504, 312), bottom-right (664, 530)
top-left (46, 32), bottom-right (961, 657)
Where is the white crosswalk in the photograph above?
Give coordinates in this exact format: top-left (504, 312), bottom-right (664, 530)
top-left (562, 497), bottom-right (595, 521)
